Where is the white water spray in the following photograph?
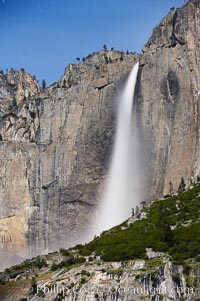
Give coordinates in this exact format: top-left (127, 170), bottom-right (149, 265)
top-left (95, 62), bottom-right (140, 234)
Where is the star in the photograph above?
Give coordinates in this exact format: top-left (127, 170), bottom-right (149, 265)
top-left (36, 2), bottom-right (42, 14)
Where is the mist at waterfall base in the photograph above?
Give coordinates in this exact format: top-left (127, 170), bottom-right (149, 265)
top-left (93, 62), bottom-right (142, 236)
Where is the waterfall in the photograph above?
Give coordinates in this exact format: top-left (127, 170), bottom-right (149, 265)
top-left (95, 62), bottom-right (140, 234)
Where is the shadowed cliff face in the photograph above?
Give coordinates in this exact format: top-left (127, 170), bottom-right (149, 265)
top-left (0, 0), bottom-right (199, 269)
top-left (137, 0), bottom-right (200, 197)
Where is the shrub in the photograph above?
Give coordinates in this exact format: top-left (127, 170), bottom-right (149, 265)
top-left (31, 277), bottom-right (37, 295)
top-left (107, 269), bottom-right (123, 277)
top-left (32, 258), bottom-right (47, 269)
top-left (0, 278), bottom-right (7, 285)
top-left (60, 249), bottom-right (70, 256)
top-left (75, 256), bottom-right (86, 264)
top-left (80, 278), bottom-right (86, 284)
top-left (81, 270), bottom-right (89, 276)
top-left (183, 264), bottom-right (191, 275)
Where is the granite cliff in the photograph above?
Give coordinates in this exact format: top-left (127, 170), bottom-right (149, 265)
top-left (0, 0), bottom-right (199, 270)
top-left (137, 0), bottom-right (200, 196)
top-left (0, 52), bottom-right (139, 269)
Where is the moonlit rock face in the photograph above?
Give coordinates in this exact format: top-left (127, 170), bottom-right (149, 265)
top-left (95, 62), bottom-right (140, 233)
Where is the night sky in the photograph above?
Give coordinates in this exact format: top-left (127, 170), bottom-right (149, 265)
top-left (0, 0), bottom-right (185, 85)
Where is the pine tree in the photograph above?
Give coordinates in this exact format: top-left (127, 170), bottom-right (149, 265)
top-left (135, 206), bottom-right (139, 215)
top-left (158, 205), bottom-right (172, 246)
top-left (103, 44), bottom-right (107, 51)
top-left (42, 79), bottom-right (46, 90)
top-left (140, 200), bottom-right (146, 211)
top-left (31, 277), bottom-right (37, 294)
top-left (178, 177), bottom-right (186, 193)
top-left (169, 181), bottom-right (173, 195)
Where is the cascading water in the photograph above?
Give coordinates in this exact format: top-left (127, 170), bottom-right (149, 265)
top-left (95, 62), bottom-right (140, 234)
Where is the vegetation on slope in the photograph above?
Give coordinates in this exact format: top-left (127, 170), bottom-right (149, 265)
top-left (74, 183), bottom-right (200, 264)
top-left (2, 183), bottom-right (200, 278)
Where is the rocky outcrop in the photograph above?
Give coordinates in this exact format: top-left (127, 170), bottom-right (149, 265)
top-left (0, 70), bottom-right (40, 117)
top-left (0, 254), bottom-right (198, 301)
top-left (6, 69), bottom-right (40, 104)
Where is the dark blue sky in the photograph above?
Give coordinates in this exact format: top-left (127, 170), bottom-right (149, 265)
top-left (0, 0), bottom-right (185, 85)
